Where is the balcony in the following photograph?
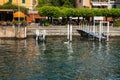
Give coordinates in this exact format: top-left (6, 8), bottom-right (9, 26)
top-left (110, 0), bottom-right (116, 3)
top-left (28, 10), bottom-right (38, 14)
top-left (91, 0), bottom-right (109, 6)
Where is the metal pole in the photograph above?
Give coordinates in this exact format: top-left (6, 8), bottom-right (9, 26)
top-left (18, 0), bottom-right (20, 34)
top-left (24, 27), bottom-right (26, 38)
top-left (93, 20), bottom-right (95, 34)
top-left (99, 21), bottom-right (102, 41)
top-left (101, 21), bottom-right (103, 34)
top-left (32, 0), bottom-right (35, 22)
top-left (43, 30), bottom-right (46, 41)
top-left (35, 29), bottom-right (39, 40)
top-left (70, 25), bottom-right (72, 41)
top-left (107, 22), bottom-right (109, 41)
top-left (67, 24), bottom-right (70, 41)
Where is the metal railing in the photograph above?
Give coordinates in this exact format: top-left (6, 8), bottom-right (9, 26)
top-left (91, 1), bottom-right (109, 4)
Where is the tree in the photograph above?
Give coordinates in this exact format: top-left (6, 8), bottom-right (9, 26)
top-left (93, 9), bottom-right (102, 16)
top-left (37, 0), bottom-right (51, 7)
top-left (50, 0), bottom-right (62, 6)
top-left (109, 8), bottom-right (120, 26)
top-left (0, 2), bottom-right (28, 13)
top-left (37, 0), bottom-right (75, 8)
top-left (62, 0), bottom-right (73, 8)
top-left (38, 6), bottom-right (61, 24)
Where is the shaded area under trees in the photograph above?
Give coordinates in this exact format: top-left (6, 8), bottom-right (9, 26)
top-left (38, 6), bottom-right (120, 26)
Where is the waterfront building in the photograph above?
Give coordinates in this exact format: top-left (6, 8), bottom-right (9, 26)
top-left (0, 0), bottom-right (45, 24)
top-left (76, 0), bottom-right (120, 9)
top-left (0, 0), bottom-right (38, 10)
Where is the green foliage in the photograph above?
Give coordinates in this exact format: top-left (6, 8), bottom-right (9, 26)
top-left (38, 6), bottom-right (60, 18)
top-left (61, 8), bottom-right (74, 17)
top-left (101, 9), bottom-right (110, 17)
top-left (12, 20), bottom-right (27, 26)
top-left (37, 0), bottom-right (75, 8)
top-left (93, 9), bottom-right (102, 16)
top-left (62, 0), bottom-right (74, 8)
top-left (37, 0), bottom-right (51, 7)
top-left (75, 9), bottom-right (83, 17)
top-left (50, 0), bottom-right (62, 6)
top-left (78, 8), bottom-right (94, 17)
top-left (59, 7), bottom-right (66, 17)
top-left (0, 2), bottom-right (28, 13)
top-left (109, 8), bottom-right (120, 18)
top-left (38, 6), bottom-right (120, 21)
top-left (114, 21), bottom-right (120, 27)
top-left (44, 20), bottom-right (51, 26)
top-left (85, 9), bottom-right (94, 17)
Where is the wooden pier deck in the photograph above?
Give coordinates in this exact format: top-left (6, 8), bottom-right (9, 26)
top-left (77, 30), bottom-right (106, 41)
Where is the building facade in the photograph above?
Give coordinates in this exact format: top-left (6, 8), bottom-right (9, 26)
top-left (0, 0), bottom-right (38, 10)
top-left (76, 0), bottom-right (120, 9)
top-left (0, 0), bottom-right (43, 23)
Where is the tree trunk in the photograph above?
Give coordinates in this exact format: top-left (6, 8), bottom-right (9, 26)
top-left (75, 0), bottom-right (80, 8)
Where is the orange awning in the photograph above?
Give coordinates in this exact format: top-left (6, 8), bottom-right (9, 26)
top-left (13, 11), bottom-right (25, 18)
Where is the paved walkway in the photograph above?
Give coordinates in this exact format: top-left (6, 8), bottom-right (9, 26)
top-left (26, 25), bottom-right (120, 37)
top-left (27, 25), bottom-right (80, 36)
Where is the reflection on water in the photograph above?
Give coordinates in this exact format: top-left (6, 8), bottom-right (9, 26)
top-left (0, 38), bottom-right (120, 80)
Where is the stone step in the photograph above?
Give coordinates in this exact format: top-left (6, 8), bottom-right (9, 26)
top-left (27, 26), bottom-right (80, 36)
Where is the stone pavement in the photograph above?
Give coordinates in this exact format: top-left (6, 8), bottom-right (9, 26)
top-left (26, 25), bottom-right (120, 37)
top-left (27, 25), bottom-right (80, 37)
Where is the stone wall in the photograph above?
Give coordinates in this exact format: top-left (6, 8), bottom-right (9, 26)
top-left (27, 26), bottom-right (80, 37)
top-left (0, 27), bottom-right (26, 38)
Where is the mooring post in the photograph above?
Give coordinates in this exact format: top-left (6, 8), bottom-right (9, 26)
top-left (107, 22), bottom-right (110, 41)
top-left (67, 24), bottom-right (70, 41)
top-left (93, 20), bottom-right (95, 34)
top-left (92, 20), bottom-right (96, 40)
top-left (24, 27), bottom-right (26, 38)
top-left (70, 24), bottom-right (72, 41)
top-left (99, 21), bottom-right (102, 41)
top-left (35, 29), bottom-right (39, 40)
top-left (43, 30), bottom-right (46, 41)
top-left (67, 24), bottom-right (72, 42)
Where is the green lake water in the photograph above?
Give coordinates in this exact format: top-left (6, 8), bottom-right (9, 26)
top-left (0, 37), bottom-right (120, 80)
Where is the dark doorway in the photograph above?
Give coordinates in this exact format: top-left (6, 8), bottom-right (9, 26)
top-left (0, 11), bottom-right (13, 21)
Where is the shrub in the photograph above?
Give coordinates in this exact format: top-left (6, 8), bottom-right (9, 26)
top-left (12, 20), bottom-right (27, 26)
top-left (44, 20), bottom-right (51, 26)
top-left (114, 21), bottom-right (120, 27)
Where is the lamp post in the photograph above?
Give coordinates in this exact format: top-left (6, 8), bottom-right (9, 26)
top-left (32, 0), bottom-right (36, 23)
top-left (18, 0), bottom-right (20, 32)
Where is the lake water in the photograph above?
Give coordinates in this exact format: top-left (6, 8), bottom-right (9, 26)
top-left (0, 37), bottom-right (120, 80)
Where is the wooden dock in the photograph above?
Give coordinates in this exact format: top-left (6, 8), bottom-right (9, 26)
top-left (78, 30), bottom-right (106, 41)
top-left (78, 20), bottom-right (110, 41)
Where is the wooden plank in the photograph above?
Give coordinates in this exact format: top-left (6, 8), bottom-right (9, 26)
top-left (81, 30), bottom-right (106, 39)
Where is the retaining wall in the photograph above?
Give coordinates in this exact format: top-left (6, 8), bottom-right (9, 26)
top-left (27, 26), bottom-right (80, 37)
top-left (0, 27), bottom-right (26, 38)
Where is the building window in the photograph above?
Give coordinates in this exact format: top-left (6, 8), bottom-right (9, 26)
top-left (9, 0), bottom-right (12, 3)
top-left (79, 0), bottom-right (81, 3)
top-left (112, 4), bottom-right (116, 8)
top-left (110, 0), bottom-right (116, 1)
top-left (22, 0), bottom-right (25, 3)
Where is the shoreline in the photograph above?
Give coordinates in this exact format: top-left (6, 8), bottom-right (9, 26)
top-left (0, 25), bottom-right (120, 40)
top-left (27, 25), bottom-right (120, 38)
